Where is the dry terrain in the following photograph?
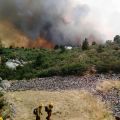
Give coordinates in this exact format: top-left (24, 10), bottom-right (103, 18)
top-left (4, 75), bottom-right (120, 120)
top-left (5, 90), bottom-right (114, 120)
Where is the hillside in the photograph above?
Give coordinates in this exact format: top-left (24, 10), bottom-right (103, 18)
top-left (0, 35), bottom-right (120, 120)
top-left (0, 21), bottom-right (54, 48)
top-left (0, 21), bottom-right (30, 48)
top-left (0, 38), bottom-right (120, 80)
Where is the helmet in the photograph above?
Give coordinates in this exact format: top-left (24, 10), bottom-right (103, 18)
top-left (49, 103), bottom-right (53, 108)
top-left (39, 103), bottom-right (43, 107)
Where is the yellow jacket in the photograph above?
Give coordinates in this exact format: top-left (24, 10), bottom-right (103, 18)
top-left (0, 117), bottom-right (3, 120)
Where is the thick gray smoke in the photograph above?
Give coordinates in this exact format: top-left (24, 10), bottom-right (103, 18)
top-left (0, 0), bottom-right (103, 45)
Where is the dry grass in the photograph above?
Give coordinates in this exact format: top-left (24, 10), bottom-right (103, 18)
top-left (5, 90), bottom-right (114, 120)
top-left (96, 80), bottom-right (120, 92)
top-left (0, 21), bottom-right (29, 48)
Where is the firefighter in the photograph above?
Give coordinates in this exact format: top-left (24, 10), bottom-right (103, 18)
top-left (0, 113), bottom-right (3, 120)
top-left (33, 104), bottom-right (43, 120)
top-left (45, 103), bottom-right (53, 120)
top-left (6, 116), bottom-right (11, 120)
top-left (115, 115), bottom-right (120, 120)
top-left (0, 117), bottom-right (3, 120)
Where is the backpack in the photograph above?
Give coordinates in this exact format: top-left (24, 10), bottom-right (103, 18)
top-left (33, 108), bottom-right (37, 115)
top-left (45, 106), bottom-right (49, 112)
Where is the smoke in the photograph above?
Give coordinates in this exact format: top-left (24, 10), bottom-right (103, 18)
top-left (0, 0), bottom-right (106, 46)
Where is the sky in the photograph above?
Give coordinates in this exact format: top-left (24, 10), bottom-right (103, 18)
top-left (0, 0), bottom-right (120, 44)
top-left (78, 0), bottom-right (120, 40)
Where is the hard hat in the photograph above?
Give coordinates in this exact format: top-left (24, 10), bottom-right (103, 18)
top-left (39, 103), bottom-right (43, 107)
top-left (49, 103), bottom-right (53, 108)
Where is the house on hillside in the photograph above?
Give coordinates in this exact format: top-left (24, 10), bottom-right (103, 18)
top-left (65, 46), bottom-right (73, 50)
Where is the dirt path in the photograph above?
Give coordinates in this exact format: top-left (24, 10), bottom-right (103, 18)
top-left (5, 90), bottom-right (114, 120)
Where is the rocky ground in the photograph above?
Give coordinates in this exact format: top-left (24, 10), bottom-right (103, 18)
top-left (8, 74), bottom-right (120, 91)
top-left (2, 74), bottom-right (120, 119)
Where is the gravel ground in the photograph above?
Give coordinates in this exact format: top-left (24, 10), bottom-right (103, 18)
top-left (8, 74), bottom-right (120, 91)
top-left (7, 74), bottom-right (120, 118)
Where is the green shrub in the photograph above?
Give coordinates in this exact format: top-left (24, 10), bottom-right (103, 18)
top-left (61, 63), bottom-right (88, 76)
top-left (111, 61), bottom-right (120, 73)
top-left (37, 68), bottom-right (60, 77)
top-left (0, 65), bottom-right (14, 80)
top-left (0, 92), bottom-right (4, 109)
top-left (97, 45), bottom-right (104, 53)
top-left (96, 63), bottom-right (111, 73)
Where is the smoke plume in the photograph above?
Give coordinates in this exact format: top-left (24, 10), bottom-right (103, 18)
top-left (0, 0), bottom-right (105, 46)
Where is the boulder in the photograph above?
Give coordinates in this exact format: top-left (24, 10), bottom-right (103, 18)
top-left (5, 59), bottom-right (26, 70)
top-left (0, 87), bottom-right (3, 91)
top-left (1, 80), bottom-right (11, 90)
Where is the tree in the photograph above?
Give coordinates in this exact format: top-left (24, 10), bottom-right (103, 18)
top-left (34, 53), bottom-right (44, 67)
top-left (82, 38), bottom-right (89, 50)
top-left (54, 45), bottom-right (59, 50)
top-left (97, 45), bottom-right (104, 53)
top-left (92, 41), bottom-right (96, 46)
top-left (60, 45), bottom-right (65, 53)
top-left (0, 39), bottom-right (3, 55)
top-left (114, 35), bottom-right (120, 44)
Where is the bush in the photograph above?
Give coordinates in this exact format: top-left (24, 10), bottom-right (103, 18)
top-left (96, 62), bottom-right (111, 73)
top-left (0, 92), bottom-right (4, 109)
top-left (15, 64), bottom-right (33, 80)
top-left (0, 99), bottom-right (4, 109)
top-left (111, 61), bottom-right (120, 73)
top-left (0, 65), bottom-right (14, 80)
top-left (97, 45), bottom-right (104, 53)
top-left (96, 60), bottom-right (120, 73)
top-left (60, 46), bottom-right (65, 53)
top-left (37, 68), bottom-right (60, 77)
top-left (61, 63), bottom-right (88, 76)
top-left (34, 53), bottom-right (44, 68)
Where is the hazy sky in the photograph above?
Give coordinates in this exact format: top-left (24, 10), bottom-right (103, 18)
top-left (0, 0), bottom-right (119, 43)
top-left (79, 0), bottom-right (120, 40)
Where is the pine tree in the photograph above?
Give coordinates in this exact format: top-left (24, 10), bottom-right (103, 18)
top-left (92, 41), bottom-right (96, 45)
top-left (0, 39), bottom-right (3, 55)
top-left (82, 38), bottom-right (89, 50)
top-left (114, 35), bottom-right (120, 44)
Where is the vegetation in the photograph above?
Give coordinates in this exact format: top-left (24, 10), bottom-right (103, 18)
top-left (0, 91), bottom-right (9, 119)
top-left (82, 38), bottom-right (89, 50)
top-left (0, 35), bottom-right (120, 80)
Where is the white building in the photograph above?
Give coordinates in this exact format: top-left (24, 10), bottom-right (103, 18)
top-left (65, 46), bottom-right (73, 50)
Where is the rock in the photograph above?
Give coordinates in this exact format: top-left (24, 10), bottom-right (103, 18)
top-left (0, 77), bottom-right (2, 86)
top-left (0, 87), bottom-right (3, 91)
top-left (1, 80), bottom-right (11, 90)
top-left (115, 115), bottom-right (120, 120)
top-left (6, 61), bottom-right (18, 70)
top-left (5, 59), bottom-right (26, 70)
top-left (0, 77), bottom-right (2, 81)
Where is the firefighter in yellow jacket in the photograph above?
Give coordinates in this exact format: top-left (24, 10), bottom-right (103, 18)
top-left (0, 117), bottom-right (3, 120)
top-left (0, 112), bottom-right (3, 120)
top-left (45, 103), bottom-right (53, 120)
top-left (33, 104), bottom-right (43, 120)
